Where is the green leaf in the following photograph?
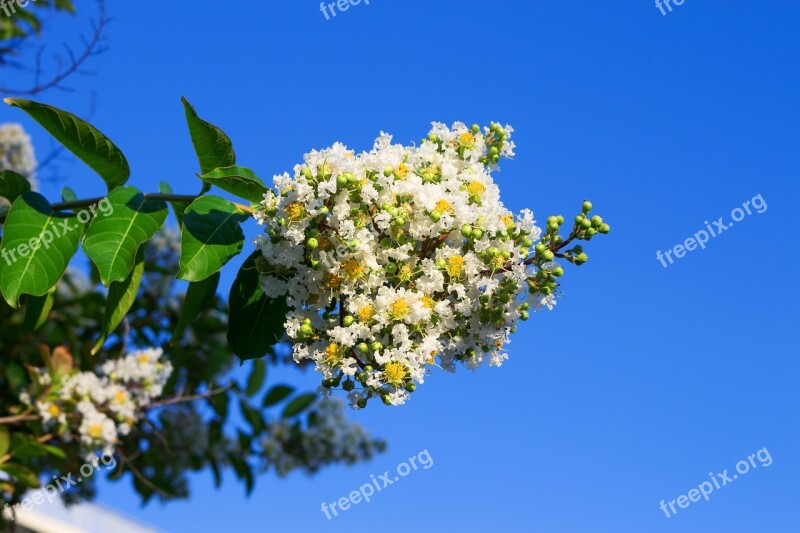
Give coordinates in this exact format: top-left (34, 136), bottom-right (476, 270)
top-left (199, 166), bottom-right (268, 203)
top-left (0, 170), bottom-right (31, 203)
top-left (0, 463), bottom-right (40, 488)
top-left (61, 186), bottom-right (78, 202)
top-left (262, 384), bottom-right (294, 407)
top-left (227, 252), bottom-right (289, 360)
top-left (171, 272), bottom-right (219, 344)
top-left (0, 427), bottom-right (9, 457)
top-left (4, 98), bottom-right (129, 191)
top-left (245, 360), bottom-right (267, 397)
top-left (178, 196), bottom-right (248, 282)
top-left (92, 248), bottom-right (145, 354)
top-left (181, 97), bottom-right (236, 175)
top-left (22, 289), bottom-right (55, 332)
top-left (281, 393), bottom-right (317, 418)
top-left (10, 433), bottom-right (48, 460)
top-left (240, 400), bottom-right (265, 435)
top-left (83, 186), bottom-right (167, 286)
top-left (0, 193), bottom-right (82, 308)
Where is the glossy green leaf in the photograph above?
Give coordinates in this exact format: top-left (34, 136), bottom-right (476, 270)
top-left (92, 248), bottom-right (145, 354)
top-left (178, 196), bottom-right (248, 282)
top-left (0, 463), bottom-right (40, 488)
top-left (181, 97), bottom-right (236, 175)
top-left (83, 186), bottom-right (167, 286)
top-left (171, 271), bottom-right (219, 344)
top-left (227, 252), bottom-right (289, 360)
top-left (281, 393), bottom-right (317, 418)
top-left (262, 384), bottom-right (294, 407)
top-left (0, 427), bottom-right (9, 457)
top-left (0, 170), bottom-right (31, 203)
top-left (22, 289), bottom-right (55, 332)
top-left (4, 98), bottom-right (129, 191)
top-left (61, 186), bottom-right (78, 202)
top-left (0, 193), bottom-right (82, 308)
top-left (199, 166), bottom-right (269, 203)
top-left (245, 359), bottom-right (267, 397)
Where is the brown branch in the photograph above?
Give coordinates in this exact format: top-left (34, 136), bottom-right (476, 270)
top-left (144, 385), bottom-right (230, 411)
top-left (0, 0), bottom-right (109, 96)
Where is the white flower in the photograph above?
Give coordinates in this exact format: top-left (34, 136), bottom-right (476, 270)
top-left (0, 123), bottom-right (37, 189)
top-left (254, 121), bottom-right (560, 408)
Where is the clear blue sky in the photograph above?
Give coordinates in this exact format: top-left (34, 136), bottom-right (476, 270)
top-left (3, 1), bottom-right (799, 531)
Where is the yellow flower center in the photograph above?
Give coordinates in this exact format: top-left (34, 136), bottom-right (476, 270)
top-left (446, 255), bottom-right (465, 278)
top-left (322, 275), bottom-right (342, 290)
top-left (398, 264), bottom-right (414, 282)
top-left (138, 354), bottom-right (150, 364)
top-left (458, 132), bottom-right (476, 148)
top-left (435, 199), bottom-right (453, 213)
top-left (395, 163), bottom-right (409, 178)
top-left (500, 214), bottom-right (514, 228)
top-left (358, 305), bottom-right (376, 322)
top-left (427, 351), bottom-right (438, 365)
top-left (390, 298), bottom-right (411, 321)
top-left (421, 296), bottom-right (436, 309)
top-left (384, 361), bottom-right (407, 386)
top-left (467, 180), bottom-right (486, 196)
top-left (324, 343), bottom-right (345, 366)
top-left (89, 424), bottom-right (104, 439)
top-left (285, 202), bottom-right (306, 222)
top-left (48, 404), bottom-right (60, 417)
top-left (114, 391), bottom-right (127, 404)
top-left (490, 255), bottom-right (506, 269)
top-left (342, 259), bottom-right (365, 281)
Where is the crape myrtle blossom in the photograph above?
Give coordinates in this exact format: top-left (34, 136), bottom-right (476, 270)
top-left (254, 121), bottom-right (610, 408)
top-left (21, 348), bottom-right (173, 457)
top-left (0, 122), bottom-right (37, 190)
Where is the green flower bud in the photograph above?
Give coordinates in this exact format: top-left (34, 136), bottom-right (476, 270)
top-left (300, 323), bottom-right (314, 336)
top-left (343, 316), bottom-right (355, 327)
top-left (585, 228), bottom-right (596, 237)
top-left (380, 237), bottom-right (392, 249)
top-left (521, 237), bottom-right (533, 248)
top-left (599, 223), bottom-right (611, 234)
top-left (300, 167), bottom-right (314, 179)
top-left (575, 252), bottom-right (588, 264)
top-left (582, 200), bottom-right (592, 213)
top-left (343, 380), bottom-right (355, 391)
top-left (385, 263), bottom-right (398, 274)
top-left (580, 218), bottom-right (592, 229)
top-left (520, 310), bottom-right (529, 321)
top-left (471, 124), bottom-right (480, 134)
top-left (306, 237), bottom-right (319, 249)
top-left (472, 228), bottom-right (484, 240)
top-left (430, 210), bottom-right (442, 222)
top-left (534, 243), bottom-right (547, 254)
top-left (371, 341), bottom-right (383, 352)
top-left (556, 215), bottom-right (564, 224)
top-left (405, 382), bottom-right (417, 392)
top-left (357, 398), bottom-right (368, 408)
top-left (322, 379), bottom-right (332, 388)
top-left (394, 217), bottom-right (406, 227)
top-left (381, 394), bottom-right (392, 405)
top-left (591, 215), bottom-right (603, 228)
top-left (319, 206), bottom-right (329, 216)
top-left (541, 250), bottom-right (555, 261)
top-left (551, 267), bottom-right (564, 277)
top-left (383, 166), bottom-right (393, 177)
top-left (461, 224), bottom-right (473, 238)
top-left (337, 175), bottom-right (349, 187)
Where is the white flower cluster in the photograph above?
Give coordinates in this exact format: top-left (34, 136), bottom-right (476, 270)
top-left (0, 122), bottom-right (37, 189)
top-left (254, 121), bottom-right (555, 408)
top-left (28, 348), bottom-right (173, 455)
top-left (261, 398), bottom-right (383, 476)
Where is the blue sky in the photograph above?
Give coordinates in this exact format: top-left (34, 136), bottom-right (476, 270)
top-left (3, 0), bottom-right (799, 531)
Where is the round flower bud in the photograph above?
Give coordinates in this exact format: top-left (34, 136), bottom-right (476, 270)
top-left (460, 224), bottom-right (473, 238)
top-left (307, 237), bottom-right (319, 249)
top-left (582, 200), bottom-right (592, 213)
top-left (343, 315), bottom-right (355, 327)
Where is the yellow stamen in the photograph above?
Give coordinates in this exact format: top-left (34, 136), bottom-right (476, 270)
top-left (358, 305), bottom-right (376, 322)
top-left (446, 255), bottom-right (465, 278)
top-left (342, 259), bottom-right (365, 281)
top-left (395, 163), bottom-right (409, 178)
top-left (324, 343), bottom-right (345, 367)
top-left (435, 199), bottom-right (453, 213)
top-left (47, 404), bottom-right (60, 417)
top-left (285, 202), bottom-right (305, 222)
top-left (383, 361), bottom-right (407, 386)
top-left (500, 214), bottom-right (514, 228)
top-left (114, 391), bottom-right (127, 404)
top-left (458, 132), bottom-right (476, 148)
top-left (467, 180), bottom-right (486, 196)
top-left (421, 296), bottom-right (436, 309)
top-left (88, 424), bottom-right (103, 439)
top-left (389, 298), bottom-right (411, 320)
